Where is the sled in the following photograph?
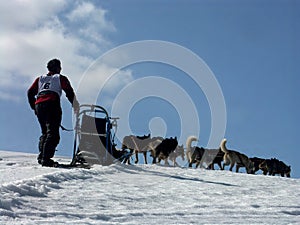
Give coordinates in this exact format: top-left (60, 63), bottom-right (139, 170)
top-left (70, 104), bottom-right (128, 167)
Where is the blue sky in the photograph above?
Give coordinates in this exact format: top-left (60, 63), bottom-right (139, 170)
top-left (1, 0), bottom-right (299, 177)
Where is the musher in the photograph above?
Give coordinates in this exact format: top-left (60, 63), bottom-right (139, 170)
top-left (27, 59), bottom-right (79, 167)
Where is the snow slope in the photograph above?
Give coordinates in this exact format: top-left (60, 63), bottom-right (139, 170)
top-left (0, 150), bottom-right (299, 225)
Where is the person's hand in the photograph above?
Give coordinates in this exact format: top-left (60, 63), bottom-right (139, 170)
top-left (73, 101), bottom-right (80, 116)
top-left (73, 107), bottom-right (79, 116)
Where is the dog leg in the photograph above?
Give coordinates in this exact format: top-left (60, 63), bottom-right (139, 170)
top-left (222, 154), bottom-right (230, 170)
top-left (236, 165), bottom-right (240, 173)
top-left (143, 152), bottom-right (148, 164)
top-left (152, 157), bottom-right (157, 164)
top-left (218, 162), bottom-right (223, 170)
top-left (222, 163), bottom-right (226, 170)
top-left (210, 163), bottom-right (215, 170)
top-left (229, 162), bottom-right (235, 171)
top-left (135, 151), bottom-right (139, 164)
top-left (222, 159), bottom-right (230, 170)
top-left (165, 159), bottom-right (170, 166)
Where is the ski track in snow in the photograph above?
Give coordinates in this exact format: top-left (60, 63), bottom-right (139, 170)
top-left (0, 151), bottom-right (299, 224)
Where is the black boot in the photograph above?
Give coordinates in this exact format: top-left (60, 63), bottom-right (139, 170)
top-left (41, 159), bottom-right (57, 167)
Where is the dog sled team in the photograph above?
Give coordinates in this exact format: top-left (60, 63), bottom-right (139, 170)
top-left (119, 134), bottom-right (291, 178)
top-left (28, 59), bottom-right (291, 175)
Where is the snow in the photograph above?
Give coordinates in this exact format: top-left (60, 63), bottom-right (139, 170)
top-left (0, 151), bottom-right (299, 225)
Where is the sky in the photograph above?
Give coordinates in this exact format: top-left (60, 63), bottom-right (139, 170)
top-left (0, 0), bottom-right (299, 177)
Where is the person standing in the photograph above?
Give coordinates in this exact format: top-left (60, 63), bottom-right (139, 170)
top-left (27, 59), bottom-right (79, 167)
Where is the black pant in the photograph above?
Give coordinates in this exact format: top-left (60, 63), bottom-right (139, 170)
top-left (35, 101), bottom-right (62, 162)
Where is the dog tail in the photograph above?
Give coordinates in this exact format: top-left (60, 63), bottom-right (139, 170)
top-left (220, 138), bottom-right (229, 154)
top-left (186, 136), bottom-right (198, 163)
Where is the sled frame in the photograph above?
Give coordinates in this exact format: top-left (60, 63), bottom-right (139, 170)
top-left (71, 104), bottom-right (116, 166)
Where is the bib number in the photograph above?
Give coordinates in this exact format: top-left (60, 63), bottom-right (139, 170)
top-left (43, 82), bottom-right (51, 89)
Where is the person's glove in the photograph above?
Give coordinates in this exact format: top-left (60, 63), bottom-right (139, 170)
top-left (73, 100), bottom-right (80, 116)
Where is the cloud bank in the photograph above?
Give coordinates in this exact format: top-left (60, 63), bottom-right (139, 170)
top-left (0, 0), bottom-right (132, 102)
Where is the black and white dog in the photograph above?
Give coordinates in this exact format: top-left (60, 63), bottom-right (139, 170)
top-left (186, 136), bottom-right (223, 169)
top-left (152, 137), bottom-right (178, 165)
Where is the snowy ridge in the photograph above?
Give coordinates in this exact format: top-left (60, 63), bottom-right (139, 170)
top-left (0, 151), bottom-right (299, 224)
top-left (0, 166), bottom-right (114, 212)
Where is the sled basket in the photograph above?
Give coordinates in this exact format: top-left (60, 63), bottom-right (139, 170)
top-left (71, 104), bottom-right (117, 166)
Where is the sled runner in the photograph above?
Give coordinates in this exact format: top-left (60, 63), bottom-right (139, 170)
top-left (69, 104), bottom-right (129, 167)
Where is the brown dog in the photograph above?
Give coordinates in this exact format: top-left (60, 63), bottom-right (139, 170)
top-left (122, 134), bottom-right (163, 164)
top-left (220, 139), bottom-right (255, 174)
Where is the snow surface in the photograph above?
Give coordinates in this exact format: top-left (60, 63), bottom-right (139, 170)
top-left (0, 150), bottom-right (299, 225)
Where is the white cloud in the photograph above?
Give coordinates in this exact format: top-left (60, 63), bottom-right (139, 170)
top-left (65, 1), bottom-right (116, 57)
top-left (66, 1), bottom-right (115, 31)
top-left (76, 62), bottom-right (134, 104)
top-left (0, 0), bottom-right (65, 32)
top-left (0, 0), bottom-right (122, 103)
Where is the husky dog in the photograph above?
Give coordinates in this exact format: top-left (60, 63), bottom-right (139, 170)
top-left (152, 137), bottom-right (178, 165)
top-left (206, 149), bottom-right (224, 170)
top-left (259, 158), bottom-right (291, 177)
top-left (249, 157), bottom-right (266, 174)
top-left (122, 134), bottom-right (163, 164)
top-left (111, 144), bottom-right (131, 163)
top-left (186, 136), bottom-right (203, 168)
top-left (186, 136), bottom-right (223, 169)
top-left (220, 139), bottom-right (255, 174)
top-left (168, 144), bottom-right (185, 166)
